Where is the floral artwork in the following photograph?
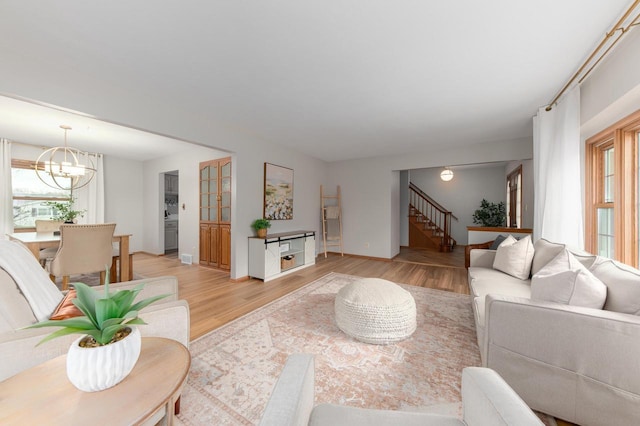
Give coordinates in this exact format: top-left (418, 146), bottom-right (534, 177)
top-left (264, 163), bottom-right (293, 220)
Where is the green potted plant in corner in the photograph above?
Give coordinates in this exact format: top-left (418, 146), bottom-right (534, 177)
top-left (472, 199), bottom-right (506, 227)
top-left (45, 197), bottom-right (86, 223)
top-left (251, 218), bottom-right (271, 238)
top-left (27, 274), bottom-right (168, 392)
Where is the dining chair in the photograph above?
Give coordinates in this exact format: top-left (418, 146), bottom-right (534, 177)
top-left (35, 220), bottom-right (64, 267)
top-left (47, 223), bottom-right (117, 291)
top-left (110, 245), bottom-right (133, 283)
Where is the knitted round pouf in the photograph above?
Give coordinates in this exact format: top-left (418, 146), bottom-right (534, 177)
top-left (335, 278), bottom-right (417, 344)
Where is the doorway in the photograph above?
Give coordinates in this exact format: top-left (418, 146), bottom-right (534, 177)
top-left (163, 170), bottom-right (179, 257)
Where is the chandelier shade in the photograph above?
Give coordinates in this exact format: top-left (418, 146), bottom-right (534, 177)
top-left (34, 125), bottom-right (96, 192)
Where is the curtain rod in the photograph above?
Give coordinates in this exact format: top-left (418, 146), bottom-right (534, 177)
top-left (545, 0), bottom-right (640, 111)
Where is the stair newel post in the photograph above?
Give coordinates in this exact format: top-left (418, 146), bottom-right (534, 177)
top-left (444, 213), bottom-right (450, 251)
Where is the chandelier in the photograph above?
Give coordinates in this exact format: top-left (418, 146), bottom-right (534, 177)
top-left (35, 125), bottom-right (96, 193)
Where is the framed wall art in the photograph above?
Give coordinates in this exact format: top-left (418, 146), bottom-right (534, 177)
top-left (264, 163), bottom-right (293, 220)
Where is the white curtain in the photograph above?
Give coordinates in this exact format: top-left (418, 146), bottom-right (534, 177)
top-left (74, 152), bottom-right (105, 224)
top-left (0, 139), bottom-right (13, 238)
top-left (533, 86), bottom-right (584, 248)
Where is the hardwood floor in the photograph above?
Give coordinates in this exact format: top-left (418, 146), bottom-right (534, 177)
top-left (133, 248), bottom-right (469, 341)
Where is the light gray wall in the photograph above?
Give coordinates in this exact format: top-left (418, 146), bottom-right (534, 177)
top-left (409, 165), bottom-right (506, 246)
top-left (581, 27), bottom-right (640, 133)
top-left (103, 156), bottom-right (144, 252)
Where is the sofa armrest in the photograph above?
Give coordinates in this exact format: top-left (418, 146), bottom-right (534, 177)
top-left (469, 249), bottom-right (497, 269)
top-left (259, 354), bottom-right (315, 426)
top-left (0, 300), bottom-right (190, 382)
top-left (462, 367), bottom-right (543, 426)
top-left (483, 294), bottom-right (640, 422)
top-left (93, 276), bottom-right (179, 302)
top-left (465, 240), bottom-right (495, 268)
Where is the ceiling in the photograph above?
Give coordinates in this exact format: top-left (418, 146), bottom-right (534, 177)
top-left (0, 1), bottom-right (632, 162)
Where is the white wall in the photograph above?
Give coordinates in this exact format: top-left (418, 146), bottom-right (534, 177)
top-left (409, 165), bottom-right (506, 245)
top-left (103, 156), bottom-right (144, 251)
top-left (581, 27), bottom-right (640, 134)
top-left (327, 138), bottom-right (532, 257)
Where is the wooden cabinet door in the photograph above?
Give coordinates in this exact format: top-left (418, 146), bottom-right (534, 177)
top-left (219, 225), bottom-right (231, 270)
top-left (199, 157), bottom-right (231, 271)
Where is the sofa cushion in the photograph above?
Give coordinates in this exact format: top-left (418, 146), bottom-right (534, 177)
top-left (468, 268), bottom-right (532, 299)
top-left (493, 235), bottom-right (535, 280)
top-left (531, 249), bottom-right (607, 309)
top-left (531, 238), bottom-right (565, 275)
top-left (589, 257), bottom-right (640, 315)
top-left (0, 268), bottom-right (38, 332)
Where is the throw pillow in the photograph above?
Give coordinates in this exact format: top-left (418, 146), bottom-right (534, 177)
top-left (589, 257), bottom-right (640, 315)
top-left (492, 235), bottom-right (535, 280)
top-left (531, 238), bottom-right (565, 276)
top-left (50, 289), bottom-right (83, 320)
top-left (531, 249), bottom-right (607, 309)
top-left (489, 235), bottom-right (507, 250)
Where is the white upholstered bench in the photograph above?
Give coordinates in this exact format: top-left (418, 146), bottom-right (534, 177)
top-left (334, 278), bottom-right (416, 344)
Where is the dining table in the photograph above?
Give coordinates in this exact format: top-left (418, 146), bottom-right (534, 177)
top-left (7, 231), bottom-right (132, 283)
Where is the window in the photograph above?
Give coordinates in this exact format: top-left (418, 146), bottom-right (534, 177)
top-left (11, 159), bottom-right (71, 229)
top-left (506, 165), bottom-right (522, 228)
top-left (585, 109), bottom-right (640, 267)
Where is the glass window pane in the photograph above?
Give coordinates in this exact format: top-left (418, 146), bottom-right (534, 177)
top-left (200, 208), bottom-right (208, 221)
top-left (597, 207), bottom-right (614, 258)
top-left (221, 162), bottom-right (230, 177)
top-left (603, 147), bottom-right (614, 203)
top-left (222, 177), bottom-right (230, 192)
top-left (200, 180), bottom-right (208, 194)
top-left (221, 192), bottom-right (230, 207)
top-left (209, 194), bottom-right (217, 207)
top-left (209, 208), bottom-right (217, 222)
top-left (221, 207), bottom-right (230, 222)
top-left (200, 166), bottom-right (208, 180)
top-left (201, 194), bottom-right (208, 208)
top-left (210, 179), bottom-right (217, 193)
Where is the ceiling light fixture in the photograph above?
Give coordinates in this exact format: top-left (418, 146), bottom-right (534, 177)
top-left (440, 167), bottom-right (454, 182)
top-left (35, 125), bottom-right (96, 194)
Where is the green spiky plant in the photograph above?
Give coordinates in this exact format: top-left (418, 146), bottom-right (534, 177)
top-left (28, 272), bottom-right (168, 346)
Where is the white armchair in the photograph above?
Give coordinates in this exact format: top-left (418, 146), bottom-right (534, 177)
top-left (259, 354), bottom-right (543, 426)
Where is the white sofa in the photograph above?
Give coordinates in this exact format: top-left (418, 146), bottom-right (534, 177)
top-left (468, 237), bottom-right (640, 426)
top-left (0, 240), bottom-right (190, 382)
top-left (259, 354), bottom-right (543, 426)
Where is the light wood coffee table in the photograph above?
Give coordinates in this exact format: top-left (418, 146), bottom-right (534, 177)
top-left (0, 337), bottom-right (190, 425)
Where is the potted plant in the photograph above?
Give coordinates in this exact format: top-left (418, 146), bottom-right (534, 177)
top-left (472, 199), bottom-right (506, 227)
top-left (45, 197), bottom-right (86, 223)
top-left (251, 218), bottom-right (271, 238)
top-left (28, 275), bottom-right (168, 392)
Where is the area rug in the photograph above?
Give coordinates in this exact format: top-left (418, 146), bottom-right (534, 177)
top-left (177, 272), bottom-right (488, 424)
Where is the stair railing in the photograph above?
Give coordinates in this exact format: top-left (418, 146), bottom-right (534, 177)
top-left (409, 182), bottom-right (458, 251)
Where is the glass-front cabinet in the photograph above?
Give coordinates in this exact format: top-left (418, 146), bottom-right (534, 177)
top-left (199, 157), bottom-right (231, 271)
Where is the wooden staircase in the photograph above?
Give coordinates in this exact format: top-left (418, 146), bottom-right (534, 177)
top-left (408, 182), bottom-right (457, 252)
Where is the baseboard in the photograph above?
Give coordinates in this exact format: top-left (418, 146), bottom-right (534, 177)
top-left (231, 276), bottom-right (250, 283)
top-left (323, 251), bottom-right (393, 262)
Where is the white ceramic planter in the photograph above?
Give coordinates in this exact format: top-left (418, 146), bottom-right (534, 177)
top-left (66, 326), bottom-right (141, 392)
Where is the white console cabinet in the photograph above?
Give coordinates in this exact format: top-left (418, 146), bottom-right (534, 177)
top-left (248, 231), bottom-right (315, 281)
